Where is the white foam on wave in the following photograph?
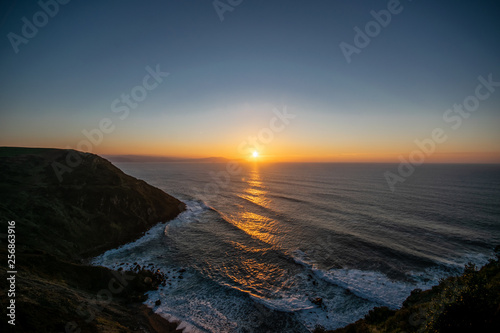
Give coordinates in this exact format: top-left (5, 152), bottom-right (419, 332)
top-left (436, 250), bottom-right (493, 270)
top-left (91, 221), bottom-right (168, 266)
top-left (91, 200), bottom-right (246, 332)
top-left (292, 250), bottom-right (435, 308)
top-left (316, 268), bottom-right (424, 308)
top-left (92, 200), bottom-right (209, 267)
top-left (164, 200), bottom-right (211, 234)
top-left (406, 250), bottom-right (495, 290)
top-left (145, 287), bottom-right (216, 333)
top-left (147, 310), bottom-right (205, 333)
top-left (289, 248), bottom-right (498, 331)
top-left (295, 298), bottom-right (375, 332)
top-left (249, 294), bottom-right (314, 312)
top-left (145, 279), bottom-right (245, 333)
top-left (292, 249), bottom-right (496, 310)
top-left (90, 200), bottom-right (497, 332)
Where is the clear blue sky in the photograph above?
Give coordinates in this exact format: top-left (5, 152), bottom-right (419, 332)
top-left (1, 0), bottom-right (499, 161)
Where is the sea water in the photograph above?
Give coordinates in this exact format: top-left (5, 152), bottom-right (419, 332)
top-left (92, 162), bottom-right (500, 332)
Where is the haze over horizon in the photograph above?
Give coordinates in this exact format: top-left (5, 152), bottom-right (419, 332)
top-left (1, 0), bottom-right (499, 163)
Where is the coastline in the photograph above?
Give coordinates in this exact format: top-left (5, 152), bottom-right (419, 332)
top-left (95, 233), bottom-right (500, 333)
top-left (315, 250), bottom-right (500, 332)
top-left (135, 304), bottom-right (183, 332)
top-left (1, 147), bottom-right (498, 332)
top-left (0, 147), bottom-right (186, 332)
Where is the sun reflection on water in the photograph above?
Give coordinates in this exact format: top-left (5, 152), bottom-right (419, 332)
top-left (239, 167), bottom-right (272, 208)
top-left (217, 165), bottom-right (294, 297)
top-left (233, 166), bottom-right (283, 246)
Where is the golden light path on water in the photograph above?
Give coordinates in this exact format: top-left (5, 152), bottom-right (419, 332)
top-left (217, 164), bottom-right (294, 299)
top-left (234, 165), bottom-right (280, 246)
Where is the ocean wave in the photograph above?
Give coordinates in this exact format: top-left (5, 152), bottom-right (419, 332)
top-left (268, 193), bottom-right (308, 204)
top-left (164, 199), bottom-right (211, 234)
top-left (91, 221), bottom-right (168, 266)
top-left (292, 249), bottom-right (496, 309)
top-left (292, 250), bottom-right (434, 308)
top-left (92, 200), bottom-right (209, 266)
top-left (145, 285), bottom-right (238, 333)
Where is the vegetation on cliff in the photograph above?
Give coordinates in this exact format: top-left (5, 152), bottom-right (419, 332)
top-left (0, 147), bottom-right (185, 259)
top-left (315, 247), bottom-right (500, 333)
top-left (0, 147), bottom-right (185, 332)
top-left (1, 147), bottom-right (498, 332)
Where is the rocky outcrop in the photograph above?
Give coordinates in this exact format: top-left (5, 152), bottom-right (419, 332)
top-left (0, 147), bottom-right (185, 260)
top-left (0, 147), bottom-right (185, 332)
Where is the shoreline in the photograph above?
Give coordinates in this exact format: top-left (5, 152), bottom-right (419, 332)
top-left (327, 252), bottom-right (500, 332)
top-left (132, 304), bottom-right (183, 332)
top-left (87, 219), bottom-right (188, 333)
top-left (98, 239), bottom-right (499, 333)
top-left (92, 201), bottom-right (498, 332)
top-left (2, 147), bottom-right (498, 332)
top-left (0, 147), bottom-right (187, 332)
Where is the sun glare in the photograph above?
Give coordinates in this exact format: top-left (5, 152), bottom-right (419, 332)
top-left (252, 151), bottom-right (259, 158)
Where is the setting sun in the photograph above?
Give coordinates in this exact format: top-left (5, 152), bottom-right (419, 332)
top-left (2, 1), bottom-right (500, 331)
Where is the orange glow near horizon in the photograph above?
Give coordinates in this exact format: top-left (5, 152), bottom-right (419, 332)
top-left (2, 97), bottom-right (499, 164)
top-left (2, 141), bottom-right (499, 164)
top-left (2, 1), bottom-right (500, 170)
top-left (2, 120), bottom-right (500, 164)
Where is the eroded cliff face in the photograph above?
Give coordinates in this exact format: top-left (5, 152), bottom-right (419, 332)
top-left (0, 147), bottom-right (185, 260)
top-left (0, 147), bottom-right (185, 332)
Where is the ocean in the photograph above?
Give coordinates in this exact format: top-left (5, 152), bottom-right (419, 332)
top-left (92, 162), bottom-right (500, 332)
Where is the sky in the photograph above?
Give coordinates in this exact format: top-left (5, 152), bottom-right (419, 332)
top-left (0, 0), bottom-right (499, 163)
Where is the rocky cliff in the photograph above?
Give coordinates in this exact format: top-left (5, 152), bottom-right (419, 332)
top-left (0, 147), bottom-right (185, 332)
top-left (0, 147), bottom-right (185, 260)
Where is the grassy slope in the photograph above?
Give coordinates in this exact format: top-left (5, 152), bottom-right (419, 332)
top-left (0, 147), bottom-right (185, 332)
top-left (0, 249), bottom-right (183, 332)
top-left (0, 147), bottom-right (185, 259)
